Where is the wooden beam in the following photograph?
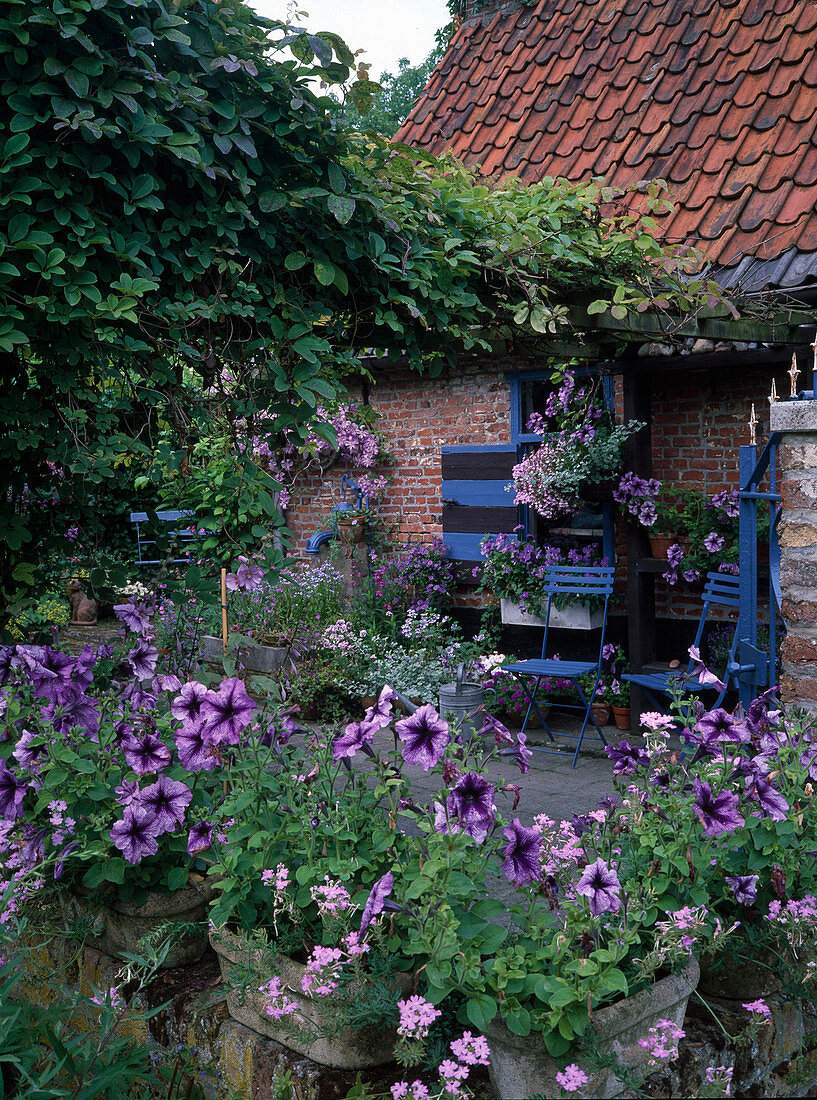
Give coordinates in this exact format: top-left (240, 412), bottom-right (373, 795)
top-left (597, 341), bottom-right (816, 377)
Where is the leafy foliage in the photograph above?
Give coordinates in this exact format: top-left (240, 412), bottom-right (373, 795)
top-left (332, 47), bottom-right (444, 137)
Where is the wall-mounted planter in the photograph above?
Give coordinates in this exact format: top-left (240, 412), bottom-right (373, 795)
top-left (500, 598), bottom-right (603, 631)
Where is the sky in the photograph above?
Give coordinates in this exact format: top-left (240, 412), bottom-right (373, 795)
top-left (250, 0), bottom-right (449, 79)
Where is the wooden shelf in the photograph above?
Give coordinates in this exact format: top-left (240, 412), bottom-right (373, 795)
top-left (549, 527), bottom-right (604, 537)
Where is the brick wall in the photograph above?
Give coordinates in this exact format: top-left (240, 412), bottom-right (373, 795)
top-left (285, 353), bottom-right (779, 628)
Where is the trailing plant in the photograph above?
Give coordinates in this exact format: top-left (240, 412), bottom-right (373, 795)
top-left (479, 529), bottom-right (604, 616)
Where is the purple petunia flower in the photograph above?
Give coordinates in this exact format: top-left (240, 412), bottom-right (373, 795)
top-left (446, 773), bottom-right (496, 843)
top-left (576, 858), bottom-right (623, 916)
top-left (333, 719), bottom-right (377, 761)
top-left (154, 674), bottom-right (182, 694)
top-left (694, 708), bottom-right (751, 746)
top-left (175, 724), bottom-right (217, 771)
top-left (110, 805), bottom-right (161, 864)
top-left (363, 685), bottom-right (398, 730)
top-left (0, 760), bottom-right (28, 819)
top-left (704, 532), bottom-right (724, 554)
top-left (171, 681), bottom-right (209, 730)
top-left (502, 818), bottom-right (542, 887)
top-left (746, 776), bottom-right (789, 821)
top-left (13, 729), bottom-right (45, 771)
top-left (725, 874), bottom-right (759, 906)
top-left (20, 646), bottom-right (76, 702)
top-left (260, 713), bottom-right (297, 749)
top-left (139, 775), bottom-right (192, 835)
top-left (201, 678), bottom-right (256, 746)
top-left (187, 821), bottom-right (214, 856)
top-left (692, 778), bottom-right (744, 837)
top-left (605, 740), bottom-right (650, 775)
top-left (395, 704), bottom-right (450, 771)
top-left (115, 778), bottom-right (142, 807)
top-left (688, 647), bottom-right (727, 692)
top-left (127, 638), bottom-right (159, 681)
top-left (360, 871), bottom-right (393, 932)
top-left (41, 683), bottom-right (100, 740)
top-left (124, 732), bottom-right (171, 776)
top-left (480, 713), bottom-right (514, 745)
top-left (114, 601), bottom-right (153, 636)
top-left (498, 730), bottom-right (533, 775)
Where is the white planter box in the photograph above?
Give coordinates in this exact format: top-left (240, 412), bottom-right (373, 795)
top-left (500, 598), bottom-right (603, 631)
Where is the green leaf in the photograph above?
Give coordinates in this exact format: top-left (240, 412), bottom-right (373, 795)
top-left (166, 866), bottom-right (190, 890)
top-left (327, 193), bottom-right (356, 225)
top-left (313, 260), bottom-right (335, 286)
top-left (327, 162), bottom-right (346, 194)
top-left (284, 251), bottom-right (307, 271)
top-left (465, 993), bottom-right (497, 1031)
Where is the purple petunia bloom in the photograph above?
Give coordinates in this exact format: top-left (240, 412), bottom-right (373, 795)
top-left (480, 713), bottom-right (514, 745)
top-left (20, 646), bottom-right (76, 702)
top-left (576, 858), bottom-right (623, 916)
top-left (694, 708), bottom-right (751, 746)
top-left (446, 773), bottom-right (496, 843)
top-left (692, 778), bottom-right (744, 837)
top-left (746, 776), bottom-right (789, 821)
top-left (260, 713), bottom-right (297, 749)
top-left (127, 638), bottom-right (159, 681)
top-left (333, 719), bottom-right (377, 761)
top-left (0, 759), bottom-right (28, 819)
top-left (41, 683), bottom-right (100, 740)
top-left (187, 821), bottom-right (214, 856)
top-left (115, 778), bottom-right (141, 807)
top-left (114, 601), bottom-right (153, 636)
top-left (725, 874), bottom-right (759, 906)
top-left (140, 775), bottom-right (192, 835)
top-left (171, 681), bottom-right (209, 730)
top-left (201, 678), bottom-right (256, 746)
top-left (13, 729), bottom-right (45, 771)
top-left (110, 805), bottom-right (161, 863)
top-left (175, 724), bottom-right (217, 771)
top-left (124, 732), bottom-right (171, 776)
top-left (498, 730), bottom-right (533, 775)
top-left (363, 685), bottom-right (398, 730)
top-left (605, 740), bottom-right (650, 775)
top-left (502, 818), bottom-right (542, 887)
top-left (154, 674), bottom-right (182, 694)
top-left (360, 871), bottom-right (393, 932)
top-left (395, 704), bottom-right (450, 771)
top-left (688, 647), bottom-right (727, 693)
top-left (704, 531), bottom-right (724, 554)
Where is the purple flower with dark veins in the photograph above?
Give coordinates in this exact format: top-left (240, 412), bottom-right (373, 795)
top-left (114, 601), bottom-right (153, 636)
top-left (446, 772), bottom-right (496, 842)
top-left (333, 719), bottom-right (377, 761)
top-left (260, 713), bottom-right (297, 749)
top-left (725, 874), bottom-right (759, 906)
top-left (605, 740), bottom-right (649, 775)
top-left (0, 645), bottom-right (17, 685)
top-left (576, 858), bottom-right (623, 916)
top-left (187, 821), bottom-right (214, 856)
top-left (171, 681), bottom-right (209, 730)
top-left (201, 678), bottom-right (256, 746)
top-left (0, 760), bottom-right (28, 819)
top-left (745, 776), bottom-right (789, 821)
top-left (124, 732), bottom-right (171, 776)
top-left (154, 674), bottom-right (182, 694)
top-left (21, 646), bottom-right (75, 701)
top-left (692, 778), bottom-right (744, 836)
top-left (115, 778), bottom-right (142, 807)
top-left (127, 638), bottom-right (159, 681)
top-left (13, 729), bottom-right (45, 771)
top-left (480, 713), bottom-right (514, 745)
top-left (704, 531), bottom-right (724, 553)
top-left (395, 704), bottom-right (450, 771)
top-left (175, 724), bottom-right (217, 771)
top-left (502, 818), bottom-right (542, 887)
top-left (694, 708), bottom-right (750, 746)
top-left (72, 645), bottom-right (96, 692)
top-left (140, 775), bottom-right (192, 835)
top-left (363, 685), bottom-right (398, 730)
top-left (687, 647), bottom-right (726, 692)
top-left (110, 805), bottom-right (161, 864)
top-left (360, 871), bottom-right (393, 932)
top-left (225, 557), bottom-right (264, 592)
top-left (41, 683), bottom-right (100, 740)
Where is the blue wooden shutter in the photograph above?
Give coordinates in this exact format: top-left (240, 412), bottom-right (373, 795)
top-left (441, 445), bottom-right (519, 563)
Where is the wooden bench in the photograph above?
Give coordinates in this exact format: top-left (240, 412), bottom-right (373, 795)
top-left (129, 510), bottom-right (202, 567)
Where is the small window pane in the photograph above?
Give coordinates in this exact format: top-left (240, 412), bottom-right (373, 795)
top-left (519, 378), bottom-right (556, 433)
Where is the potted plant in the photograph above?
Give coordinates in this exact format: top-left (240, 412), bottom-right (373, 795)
top-left (479, 532), bottom-right (606, 630)
top-left (334, 507), bottom-right (369, 545)
top-left (510, 372), bottom-right (643, 520)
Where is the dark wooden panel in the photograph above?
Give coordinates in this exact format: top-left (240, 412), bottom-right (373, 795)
top-left (441, 448), bottom-right (518, 481)
top-left (442, 503), bottom-right (518, 534)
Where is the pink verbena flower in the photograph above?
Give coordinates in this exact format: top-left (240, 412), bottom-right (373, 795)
top-left (438, 1058), bottom-right (469, 1096)
top-left (262, 863), bottom-right (290, 892)
top-left (300, 945), bottom-right (344, 996)
top-left (397, 995), bottom-right (441, 1039)
top-left (450, 1031), bottom-right (490, 1066)
top-left (310, 876), bottom-right (351, 915)
top-left (742, 999), bottom-right (771, 1019)
top-left (637, 1018), bottom-right (685, 1067)
top-left (555, 1063), bottom-right (589, 1092)
top-left (258, 976), bottom-right (298, 1020)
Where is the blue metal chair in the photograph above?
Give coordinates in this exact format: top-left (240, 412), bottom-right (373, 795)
top-left (501, 565), bottom-right (616, 768)
top-left (622, 571), bottom-right (741, 713)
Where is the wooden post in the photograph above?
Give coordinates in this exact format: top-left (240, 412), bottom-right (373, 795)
top-left (623, 369), bottom-right (655, 722)
top-left (220, 568), bottom-right (228, 654)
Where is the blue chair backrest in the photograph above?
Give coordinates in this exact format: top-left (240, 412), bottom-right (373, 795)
top-left (685, 571), bottom-right (741, 680)
top-left (539, 565), bottom-right (616, 667)
top-left (130, 509), bottom-right (199, 566)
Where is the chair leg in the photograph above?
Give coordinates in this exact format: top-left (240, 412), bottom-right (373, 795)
top-left (517, 676), bottom-right (555, 741)
top-left (571, 681), bottom-right (607, 769)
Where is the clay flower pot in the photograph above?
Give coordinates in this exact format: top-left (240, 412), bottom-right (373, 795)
top-left (611, 705), bottom-right (631, 731)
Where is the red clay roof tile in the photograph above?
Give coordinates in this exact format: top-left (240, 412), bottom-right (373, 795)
top-left (395, 0), bottom-right (817, 280)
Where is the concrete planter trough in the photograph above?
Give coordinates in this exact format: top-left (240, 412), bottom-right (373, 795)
top-left (201, 636), bottom-right (290, 674)
top-left (500, 598), bottom-right (603, 631)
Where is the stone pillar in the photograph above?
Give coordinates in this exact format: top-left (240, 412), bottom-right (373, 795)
top-left (771, 399), bottom-right (817, 710)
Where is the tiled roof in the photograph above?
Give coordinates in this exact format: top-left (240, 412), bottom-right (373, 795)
top-left (395, 0), bottom-right (817, 289)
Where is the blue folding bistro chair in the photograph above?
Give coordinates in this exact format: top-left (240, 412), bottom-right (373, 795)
top-left (501, 565), bottom-right (616, 768)
top-left (622, 571), bottom-right (741, 712)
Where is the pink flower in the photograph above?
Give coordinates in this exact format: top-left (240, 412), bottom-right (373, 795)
top-left (742, 999), bottom-right (771, 1019)
top-left (450, 1032), bottom-right (490, 1066)
top-left (555, 1063), bottom-right (589, 1092)
top-left (397, 995), bottom-right (441, 1039)
top-left (258, 976), bottom-right (298, 1020)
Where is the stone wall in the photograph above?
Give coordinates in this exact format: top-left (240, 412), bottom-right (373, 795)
top-left (771, 397), bottom-right (817, 710)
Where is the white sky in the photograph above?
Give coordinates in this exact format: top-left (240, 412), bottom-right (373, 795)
top-left (250, 0), bottom-right (449, 79)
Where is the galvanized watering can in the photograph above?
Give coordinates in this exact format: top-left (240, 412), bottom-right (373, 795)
top-left (438, 663), bottom-right (494, 743)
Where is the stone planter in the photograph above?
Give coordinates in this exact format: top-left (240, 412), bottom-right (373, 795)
top-left (611, 704), bottom-right (631, 731)
top-left (500, 598), bottom-right (603, 631)
top-left (487, 957), bottom-right (699, 1100)
top-left (210, 927), bottom-right (412, 1069)
top-left (63, 880), bottom-right (213, 968)
top-left (201, 635), bottom-right (289, 674)
top-left (698, 944), bottom-right (792, 1000)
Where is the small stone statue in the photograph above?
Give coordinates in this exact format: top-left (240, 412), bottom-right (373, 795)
top-left (66, 577), bottom-right (98, 625)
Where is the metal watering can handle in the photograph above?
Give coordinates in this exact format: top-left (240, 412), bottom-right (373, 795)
top-left (456, 662), bottom-right (465, 695)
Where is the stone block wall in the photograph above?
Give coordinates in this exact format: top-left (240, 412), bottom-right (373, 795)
top-left (771, 398), bottom-right (817, 710)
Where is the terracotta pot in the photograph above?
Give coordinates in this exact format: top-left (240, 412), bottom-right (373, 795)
top-left (486, 958), bottom-right (699, 1100)
top-left (591, 701), bottom-right (611, 727)
top-left (210, 926), bottom-right (412, 1068)
top-left (336, 519), bottom-right (365, 544)
top-left (64, 879), bottom-right (213, 968)
top-left (649, 534), bottom-right (691, 560)
top-left (611, 704), bottom-right (631, 731)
